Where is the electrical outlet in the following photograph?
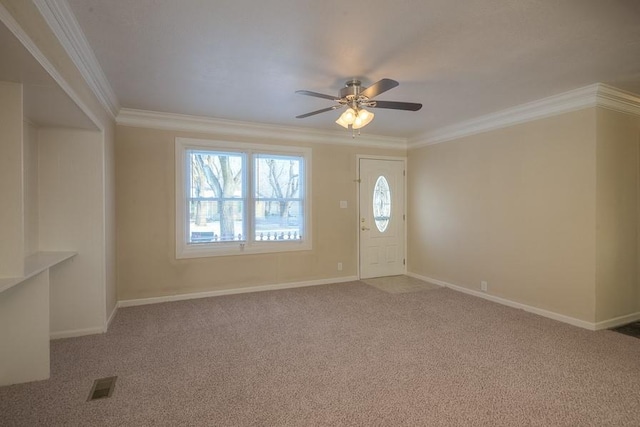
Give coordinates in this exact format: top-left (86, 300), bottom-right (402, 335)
top-left (481, 281), bottom-right (488, 292)
top-left (337, 262), bottom-right (343, 271)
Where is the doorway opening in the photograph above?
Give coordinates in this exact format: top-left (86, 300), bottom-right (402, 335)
top-left (357, 157), bottom-right (406, 279)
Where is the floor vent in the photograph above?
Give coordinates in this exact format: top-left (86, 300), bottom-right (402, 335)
top-left (87, 376), bottom-right (117, 401)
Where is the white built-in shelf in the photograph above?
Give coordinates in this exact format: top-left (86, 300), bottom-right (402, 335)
top-left (0, 251), bottom-right (77, 294)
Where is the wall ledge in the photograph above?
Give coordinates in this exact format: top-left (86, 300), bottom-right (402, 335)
top-left (0, 251), bottom-right (76, 294)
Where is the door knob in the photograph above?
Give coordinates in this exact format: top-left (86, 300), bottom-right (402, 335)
top-left (361, 226), bottom-right (370, 231)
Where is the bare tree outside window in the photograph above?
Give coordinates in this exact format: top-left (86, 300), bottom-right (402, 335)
top-left (255, 155), bottom-right (303, 240)
top-left (187, 150), bottom-right (304, 244)
top-left (189, 151), bottom-right (243, 242)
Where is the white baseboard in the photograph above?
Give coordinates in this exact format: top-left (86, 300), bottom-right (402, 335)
top-left (406, 272), bottom-right (597, 330)
top-left (118, 275), bottom-right (359, 308)
top-left (595, 311), bottom-right (640, 330)
top-left (406, 272), bottom-right (447, 289)
top-left (50, 306), bottom-right (118, 340)
top-left (50, 326), bottom-right (105, 340)
top-left (105, 304), bottom-right (118, 331)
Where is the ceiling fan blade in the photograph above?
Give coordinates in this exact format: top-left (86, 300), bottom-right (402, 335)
top-left (370, 100), bottom-right (422, 111)
top-left (295, 90), bottom-right (339, 101)
top-left (360, 78), bottom-right (399, 99)
top-left (296, 105), bottom-right (343, 119)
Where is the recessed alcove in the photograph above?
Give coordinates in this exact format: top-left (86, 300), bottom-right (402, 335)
top-left (0, 19), bottom-right (108, 386)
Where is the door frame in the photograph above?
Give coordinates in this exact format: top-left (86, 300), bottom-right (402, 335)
top-left (356, 154), bottom-right (407, 279)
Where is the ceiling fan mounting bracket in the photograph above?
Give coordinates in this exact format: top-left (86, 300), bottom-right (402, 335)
top-left (340, 79), bottom-right (365, 100)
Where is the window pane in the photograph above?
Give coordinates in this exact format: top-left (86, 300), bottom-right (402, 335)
top-left (189, 200), bottom-right (244, 243)
top-left (187, 150), bottom-right (245, 244)
top-left (254, 154), bottom-right (304, 242)
top-left (373, 175), bottom-right (391, 232)
top-left (254, 200), bottom-right (303, 241)
top-left (189, 151), bottom-right (243, 199)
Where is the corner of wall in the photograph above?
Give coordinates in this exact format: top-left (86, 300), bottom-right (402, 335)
top-left (594, 107), bottom-right (640, 323)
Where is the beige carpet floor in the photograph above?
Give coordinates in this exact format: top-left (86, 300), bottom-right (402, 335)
top-left (2, 281), bottom-right (640, 426)
top-left (362, 275), bottom-right (441, 293)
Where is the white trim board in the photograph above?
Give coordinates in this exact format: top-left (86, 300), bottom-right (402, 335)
top-left (117, 108), bottom-right (407, 150)
top-left (405, 272), bottom-right (639, 331)
top-left (118, 83), bottom-right (640, 152)
top-left (0, 3), bottom-right (105, 131)
top-left (409, 83), bottom-right (640, 148)
top-left (118, 276), bottom-right (359, 308)
top-left (50, 291), bottom-right (114, 340)
top-left (32, 0), bottom-right (119, 118)
top-left (595, 312), bottom-right (640, 331)
top-left (105, 304), bottom-right (118, 330)
top-left (50, 305), bottom-right (116, 340)
top-left (50, 326), bottom-right (105, 340)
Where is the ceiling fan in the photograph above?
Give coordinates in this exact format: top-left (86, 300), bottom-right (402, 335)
top-left (295, 78), bottom-right (422, 131)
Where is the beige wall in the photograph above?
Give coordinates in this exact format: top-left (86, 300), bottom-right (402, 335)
top-left (39, 128), bottom-right (106, 334)
top-left (408, 109), bottom-right (598, 322)
top-left (23, 121), bottom-right (39, 256)
top-left (104, 124), bottom-right (117, 321)
top-left (0, 81), bottom-right (24, 277)
top-left (116, 126), bottom-right (405, 300)
top-left (595, 108), bottom-right (640, 322)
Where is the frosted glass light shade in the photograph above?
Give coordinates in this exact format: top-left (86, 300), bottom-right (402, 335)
top-left (352, 108), bottom-right (374, 129)
top-left (336, 108), bottom-right (357, 128)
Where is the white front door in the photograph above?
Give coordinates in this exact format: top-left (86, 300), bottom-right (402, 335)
top-left (359, 158), bottom-right (405, 279)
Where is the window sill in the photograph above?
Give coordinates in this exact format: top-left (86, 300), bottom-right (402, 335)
top-left (176, 241), bottom-right (312, 259)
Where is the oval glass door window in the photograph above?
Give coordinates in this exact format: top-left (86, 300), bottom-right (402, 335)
top-left (373, 176), bottom-right (391, 232)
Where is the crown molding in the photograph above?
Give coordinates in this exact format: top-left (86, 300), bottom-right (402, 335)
top-left (596, 83), bottom-right (640, 117)
top-left (409, 83), bottom-right (640, 149)
top-left (409, 84), bottom-right (600, 148)
top-left (33, 0), bottom-right (119, 119)
top-left (0, 2), bottom-right (104, 130)
top-left (117, 108), bottom-right (408, 149)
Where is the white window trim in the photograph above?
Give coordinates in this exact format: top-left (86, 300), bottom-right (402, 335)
top-left (175, 137), bottom-right (312, 259)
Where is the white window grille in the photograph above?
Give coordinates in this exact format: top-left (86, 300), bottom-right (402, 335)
top-left (176, 138), bottom-right (312, 258)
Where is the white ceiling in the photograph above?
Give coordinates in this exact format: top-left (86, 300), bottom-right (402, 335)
top-left (0, 20), bottom-right (97, 129)
top-left (66, 0), bottom-right (640, 139)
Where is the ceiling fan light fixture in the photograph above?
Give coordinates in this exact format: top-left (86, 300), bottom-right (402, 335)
top-left (352, 108), bottom-right (374, 129)
top-left (336, 108), bottom-right (357, 128)
top-left (297, 78), bottom-right (420, 134)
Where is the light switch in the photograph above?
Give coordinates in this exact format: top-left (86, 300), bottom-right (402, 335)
top-left (340, 201), bottom-right (347, 208)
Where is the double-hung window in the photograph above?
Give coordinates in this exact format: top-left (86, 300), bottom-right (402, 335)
top-left (176, 138), bottom-right (311, 258)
